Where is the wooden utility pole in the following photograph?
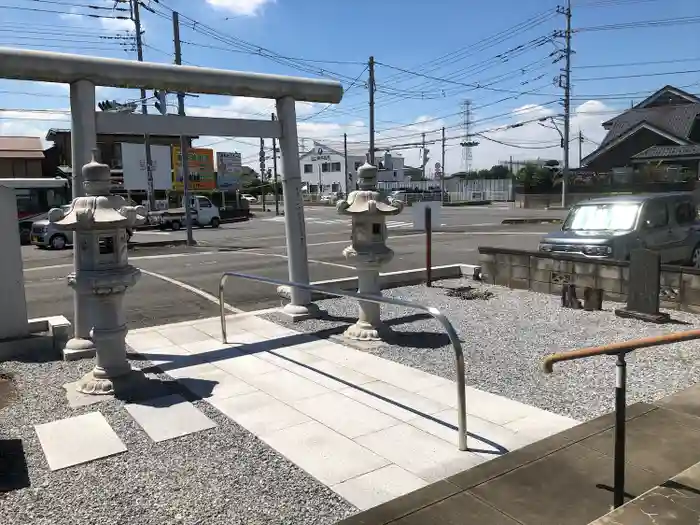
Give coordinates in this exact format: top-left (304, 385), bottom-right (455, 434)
top-left (421, 132), bottom-right (426, 180)
top-left (343, 132), bottom-right (349, 194)
top-left (173, 10), bottom-right (194, 246)
top-left (579, 129), bottom-right (584, 167)
top-left (556, 0), bottom-right (573, 207)
top-left (441, 127), bottom-right (446, 200)
top-left (368, 56), bottom-right (375, 165)
top-left (272, 113), bottom-right (279, 215)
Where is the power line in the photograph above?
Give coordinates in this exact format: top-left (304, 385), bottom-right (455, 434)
top-left (573, 57), bottom-right (700, 69)
top-left (26, 0), bottom-right (129, 10)
top-left (576, 16), bottom-right (700, 32)
top-left (574, 68), bottom-right (700, 81)
top-left (0, 4), bottom-right (131, 19)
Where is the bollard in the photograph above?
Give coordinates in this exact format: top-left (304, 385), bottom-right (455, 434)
top-left (426, 206), bottom-right (432, 287)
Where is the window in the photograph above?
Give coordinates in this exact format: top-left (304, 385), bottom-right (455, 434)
top-left (642, 200), bottom-right (668, 229)
top-left (675, 200), bottom-right (696, 225)
top-left (563, 203), bottom-right (640, 231)
top-left (197, 197), bottom-right (212, 208)
top-left (303, 164), bottom-right (313, 173)
top-left (331, 162), bottom-right (341, 172)
top-left (354, 162), bottom-right (362, 170)
top-left (322, 163), bottom-right (330, 172)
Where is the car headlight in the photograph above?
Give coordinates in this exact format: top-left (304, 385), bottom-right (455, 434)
top-left (582, 245), bottom-right (612, 256)
top-left (538, 243), bottom-right (553, 252)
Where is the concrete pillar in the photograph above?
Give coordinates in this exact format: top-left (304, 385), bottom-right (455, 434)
top-left (65, 80), bottom-right (97, 353)
top-left (275, 96), bottom-right (317, 320)
top-left (0, 186), bottom-right (29, 339)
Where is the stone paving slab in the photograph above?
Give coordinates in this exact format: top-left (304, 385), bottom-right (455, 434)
top-left (35, 412), bottom-right (127, 471)
top-left (125, 394), bottom-right (217, 443)
top-left (127, 314), bottom-right (580, 511)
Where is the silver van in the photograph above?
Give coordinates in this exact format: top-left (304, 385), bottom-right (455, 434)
top-left (538, 193), bottom-right (700, 266)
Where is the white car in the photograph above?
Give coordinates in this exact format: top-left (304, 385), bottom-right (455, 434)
top-left (241, 194), bottom-right (258, 204)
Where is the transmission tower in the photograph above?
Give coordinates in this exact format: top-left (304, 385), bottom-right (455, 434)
top-left (460, 100), bottom-right (473, 172)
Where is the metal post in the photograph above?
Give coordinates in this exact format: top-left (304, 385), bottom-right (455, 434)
top-left (132, 0), bottom-right (155, 211)
top-left (275, 96), bottom-right (315, 318)
top-left (260, 137), bottom-right (266, 212)
top-left (173, 10), bottom-right (194, 247)
top-left (613, 351), bottom-right (627, 509)
top-left (66, 79), bottom-right (97, 353)
top-left (272, 113), bottom-right (279, 216)
top-left (441, 126), bottom-right (446, 203)
top-left (562, 0), bottom-right (572, 208)
top-left (426, 206), bottom-right (432, 287)
top-left (343, 132), bottom-right (349, 196)
top-left (368, 56), bottom-right (375, 165)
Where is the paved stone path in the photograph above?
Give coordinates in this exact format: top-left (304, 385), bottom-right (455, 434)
top-left (35, 314), bottom-right (579, 511)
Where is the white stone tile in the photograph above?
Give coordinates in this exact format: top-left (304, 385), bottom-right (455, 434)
top-left (164, 361), bottom-right (217, 380)
top-left (35, 412), bottom-right (126, 471)
top-left (208, 391), bottom-right (309, 435)
top-left (332, 465), bottom-right (428, 510)
top-left (190, 318), bottom-right (225, 338)
top-left (181, 339), bottom-right (240, 356)
top-left (244, 368), bottom-right (330, 403)
top-left (125, 394), bottom-right (216, 442)
top-left (284, 359), bottom-right (377, 391)
top-left (407, 409), bottom-right (534, 455)
top-left (232, 317), bottom-right (300, 339)
top-left (293, 391), bottom-right (401, 439)
top-left (223, 330), bottom-right (269, 346)
top-left (157, 325), bottom-right (212, 345)
top-left (256, 346), bottom-right (323, 368)
top-left (463, 386), bottom-right (548, 426)
top-left (174, 364), bottom-right (258, 400)
top-left (504, 411), bottom-right (579, 441)
top-left (416, 382), bottom-right (464, 409)
top-left (339, 381), bottom-right (450, 422)
top-left (302, 342), bottom-right (375, 368)
top-left (356, 424), bottom-right (484, 483)
top-left (262, 420), bottom-right (389, 485)
top-left (214, 353), bottom-right (281, 379)
top-left (345, 354), bottom-right (448, 393)
top-left (126, 331), bottom-right (173, 352)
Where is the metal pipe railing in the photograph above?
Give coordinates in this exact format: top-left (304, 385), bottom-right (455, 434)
top-left (543, 328), bottom-right (700, 509)
top-left (219, 271), bottom-right (468, 451)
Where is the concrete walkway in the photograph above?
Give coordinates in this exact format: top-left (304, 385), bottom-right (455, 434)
top-left (124, 314), bottom-right (577, 510)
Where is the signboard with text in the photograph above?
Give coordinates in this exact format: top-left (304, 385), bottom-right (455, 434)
top-left (172, 147), bottom-right (216, 191)
top-left (121, 143), bottom-right (172, 191)
top-left (217, 151), bottom-right (243, 189)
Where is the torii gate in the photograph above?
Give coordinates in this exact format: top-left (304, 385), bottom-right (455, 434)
top-left (0, 47), bottom-right (343, 353)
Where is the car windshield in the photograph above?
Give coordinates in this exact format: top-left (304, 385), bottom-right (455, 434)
top-left (563, 203), bottom-right (641, 231)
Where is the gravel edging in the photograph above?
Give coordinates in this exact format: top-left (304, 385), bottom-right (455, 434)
top-left (0, 349), bottom-right (356, 525)
top-left (262, 279), bottom-right (700, 422)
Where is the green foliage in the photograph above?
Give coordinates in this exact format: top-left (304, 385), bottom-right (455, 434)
top-left (515, 162), bottom-right (555, 189)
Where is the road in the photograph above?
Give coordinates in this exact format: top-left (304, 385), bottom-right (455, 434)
top-left (22, 204), bottom-right (564, 329)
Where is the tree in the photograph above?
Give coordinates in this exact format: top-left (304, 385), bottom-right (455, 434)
top-left (488, 165), bottom-right (511, 179)
top-left (516, 162), bottom-right (553, 189)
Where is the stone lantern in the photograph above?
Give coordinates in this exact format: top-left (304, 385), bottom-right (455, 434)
top-left (337, 162), bottom-right (403, 340)
top-left (49, 153), bottom-right (146, 395)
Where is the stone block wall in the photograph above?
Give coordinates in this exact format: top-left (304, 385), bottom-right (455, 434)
top-left (479, 247), bottom-right (700, 313)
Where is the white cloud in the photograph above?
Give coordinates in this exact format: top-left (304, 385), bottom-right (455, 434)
top-left (205, 0), bottom-right (275, 16)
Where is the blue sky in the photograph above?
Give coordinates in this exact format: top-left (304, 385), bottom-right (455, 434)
top-left (0, 0), bottom-right (699, 172)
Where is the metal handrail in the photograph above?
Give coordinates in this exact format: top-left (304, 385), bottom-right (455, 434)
top-left (543, 328), bottom-right (700, 509)
top-left (219, 271), bottom-right (468, 451)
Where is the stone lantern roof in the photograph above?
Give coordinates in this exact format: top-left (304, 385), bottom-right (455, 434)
top-left (337, 162), bottom-right (402, 216)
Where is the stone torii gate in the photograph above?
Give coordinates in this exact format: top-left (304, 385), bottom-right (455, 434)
top-left (0, 46), bottom-right (343, 354)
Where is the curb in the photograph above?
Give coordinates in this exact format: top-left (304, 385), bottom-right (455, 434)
top-left (501, 218), bottom-right (562, 225)
top-left (128, 239), bottom-right (190, 249)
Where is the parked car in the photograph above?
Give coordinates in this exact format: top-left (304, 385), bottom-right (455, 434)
top-left (31, 205), bottom-right (133, 249)
top-left (149, 195), bottom-right (221, 230)
top-left (538, 193), bottom-right (700, 266)
top-left (320, 193), bottom-right (340, 204)
top-left (241, 194), bottom-right (258, 204)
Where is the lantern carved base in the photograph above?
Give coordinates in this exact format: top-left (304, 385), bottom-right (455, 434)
top-left (344, 320), bottom-right (390, 341)
top-left (76, 366), bottom-right (148, 396)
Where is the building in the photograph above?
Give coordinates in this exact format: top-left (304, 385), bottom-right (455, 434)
top-left (298, 141), bottom-right (406, 194)
top-left (0, 136), bottom-right (44, 178)
top-left (581, 85), bottom-right (700, 181)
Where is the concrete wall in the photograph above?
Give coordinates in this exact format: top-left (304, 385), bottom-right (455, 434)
top-left (479, 246), bottom-right (700, 313)
top-left (0, 186), bottom-right (28, 339)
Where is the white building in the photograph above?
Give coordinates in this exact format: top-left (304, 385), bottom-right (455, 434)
top-left (298, 142), bottom-right (407, 194)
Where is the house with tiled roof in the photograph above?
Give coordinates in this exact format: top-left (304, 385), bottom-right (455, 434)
top-left (581, 85), bottom-right (700, 179)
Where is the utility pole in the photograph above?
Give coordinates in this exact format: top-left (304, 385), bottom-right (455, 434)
top-left (131, 0), bottom-right (155, 211)
top-left (173, 10), bottom-right (194, 246)
top-left (343, 132), bottom-right (349, 195)
top-left (368, 56), bottom-right (375, 165)
top-left (272, 113), bottom-right (279, 216)
top-left (441, 127), bottom-right (446, 202)
top-left (421, 132), bottom-right (426, 180)
top-left (259, 138), bottom-right (266, 211)
top-left (579, 129), bottom-right (584, 167)
top-left (556, 0), bottom-right (573, 208)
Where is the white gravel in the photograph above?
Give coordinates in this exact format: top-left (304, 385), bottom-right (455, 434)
top-left (264, 279), bottom-right (700, 422)
top-left (0, 350), bottom-right (355, 525)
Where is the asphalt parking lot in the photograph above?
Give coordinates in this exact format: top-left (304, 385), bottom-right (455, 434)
top-left (22, 204), bottom-right (565, 329)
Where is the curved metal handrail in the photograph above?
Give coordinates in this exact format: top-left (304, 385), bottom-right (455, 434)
top-left (219, 271), bottom-right (468, 451)
top-left (543, 328), bottom-right (700, 374)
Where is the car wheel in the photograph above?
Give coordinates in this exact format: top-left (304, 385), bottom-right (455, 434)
top-left (171, 220), bottom-right (181, 231)
top-left (126, 230), bottom-right (133, 242)
top-left (19, 227), bottom-right (31, 245)
top-left (50, 234), bottom-right (68, 250)
top-left (691, 244), bottom-right (700, 268)
top-left (210, 217), bottom-right (220, 228)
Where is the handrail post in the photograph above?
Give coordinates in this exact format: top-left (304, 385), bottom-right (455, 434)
top-left (613, 351), bottom-right (627, 509)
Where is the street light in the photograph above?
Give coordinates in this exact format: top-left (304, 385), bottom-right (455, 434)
top-left (539, 117), bottom-right (566, 206)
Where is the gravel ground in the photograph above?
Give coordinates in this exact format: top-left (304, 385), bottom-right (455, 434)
top-left (0, 348), bottom-right (356, 525)
top-left (263, 279), bottom-right (700, 422)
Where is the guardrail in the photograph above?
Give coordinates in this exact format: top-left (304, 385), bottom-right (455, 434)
top-left (219, 271), bottom-right (468, 451)
top-left (543, 328), bottom-right (700, 509)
